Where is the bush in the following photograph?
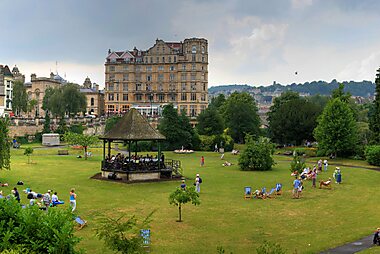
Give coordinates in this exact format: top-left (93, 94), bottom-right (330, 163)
top-left (294, 148), bottom-right (317, 157)
top-left (238, 136), bottom-right (275, 171)
top-left (256, 240), bottom-right (286, 254)
top-left (69, 124), bottom-right (84, 134)
top-left (0, 199), bottom-right (81, 253)
top-left (365, 145), bottom-right (380, 166)
top-left (199, 134), bottom-right (234, 152)
top-left (290, 155), bottom-right (306, 174)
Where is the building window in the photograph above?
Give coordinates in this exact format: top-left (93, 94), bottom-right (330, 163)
top-left (123, 74), bottom-right (128, 81)
top-left (169, 84), bottom-right (176, 92)
top-left (162, 57), bottom-right (165, 63)
top-left (191, 74), bottom-right (196, 81)
top-left (135, 83), bottom-right (142, 91)
top-left (108, 83), bottom-right (114, 91)
top-left (182, 64), bottom-right (186, 70)
top-left (135, 94), bottom-right (142, 101)
top-left (158, 84), bottom-right (163, 91)
top-left (121, 105), bottom-right (129, 112)
top-left (202, 46), bottom-right (205, 54)
top-left (146, 84), bottom-right (152, 91)
top-left (158, 94), bottom-right (165, 102)
top-left (108, 94), bottom-right (114, 101)
top-left (169, 74), bottom-right (175, 81)
top-left (147, 75), bottom-right (152, 82)
top-left (191, 93), bottom-right (197, 101)
top-left (201, 105), bottom-right (206, 112)
top-left (91, 98), bottom-right (95, 106)
top-left (181, 83), bottom-right (186, 91)
top-left (123, 94), bottom-right (128, 101)
top-left (135, 74), bottom-right (141, 82)
top-left (170, 65), bottom-right (175, 71)
top-left (158, 66), bottom-right (164, 71)
top-left (123, 84), bottom-right (128, 91)
top-left (168, 56), bottom-right (171, 63)
top-left (109, 66), bottom-right (115, 72)
top-left (192, 64), bottom-right (196, 71)
top-left (202, 57), bottom-right (205, 62)
top-left (109, 74), bottom-right (115, 80)
top-left (150, 57), bottom-right (153, 63)
top-left (192, 54), bottom-right (196, 62)
top-left (136, 66), bottom-right (141, 72)
top-left (180, 105), bottom-right (187, 114)
top-left (181, 74), bottom-right (187, 81)
top-left (201, 94), bottom-right (206, 101)
top-left (147, 66), bottom-right (152, 72)
top-left (192, 45), bottom-right (196, 53)
top-left (156, 57), bottom-right (159, 63)
top-left (203, 83), bottom-right (206, 91)
top-left (169, 94), bottom-right (176, 101)
top-left (190, 105), bottom-right (196, 116)
top-left (158, 74), bottom-right (164, 81)
top-left (181, 93), bottom-right (187, 101)
top-left (174, 56), bottom-right (177, 62)
top-left (191, 83), bottom-right (196, 91)
top-left (107, 105), bottom-right (115, 112)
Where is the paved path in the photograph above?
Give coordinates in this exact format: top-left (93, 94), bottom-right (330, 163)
top-left (320, 235), bottom-right (375, 254)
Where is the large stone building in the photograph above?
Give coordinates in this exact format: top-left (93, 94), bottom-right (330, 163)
top-left (0, 65), bottom-right (14, 117)
top-left (104, 38), bottom-right (208, 118)
top-left (24, 72), bottom-right (67, 117)
top-left (80, 77), bottom-right (105, 116)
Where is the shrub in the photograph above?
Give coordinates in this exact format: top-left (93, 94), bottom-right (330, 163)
top-left (365, 145), bottom-right (380, 166)
top-left (294, 148), bottom-right (317, 157)
top-left (290, 155), bottom-right (306, 174)
top-left (199, 134), bottom-right (234, 152)
top-left (69, 124), bottom-right (84, 134)
top-left (256, 240), bottom-right (286, 254)
top-left (238, 136), bottom-right (275, 171)
top-left (0, 199), bottom-right (81, 253)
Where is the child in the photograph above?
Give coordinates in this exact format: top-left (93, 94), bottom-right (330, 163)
top-left (200, 156), bottom-right (205, 167)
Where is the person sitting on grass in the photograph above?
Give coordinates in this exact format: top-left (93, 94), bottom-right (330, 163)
top-left (51, 192), bottom-right (65, 206)
top-left (319, 178), bottom-right (332, 188)
top-left (222, 161), bottom-right (233, 167)
top-left (373, 228), bottom-right (380, 246)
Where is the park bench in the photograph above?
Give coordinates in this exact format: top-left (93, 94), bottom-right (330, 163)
top-left (58, 150), bottom-right (69, 155)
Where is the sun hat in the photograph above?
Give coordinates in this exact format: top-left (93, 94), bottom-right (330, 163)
top-left (48, 190), bottom-right (51, 193)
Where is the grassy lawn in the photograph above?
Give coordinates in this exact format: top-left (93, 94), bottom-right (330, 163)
top-left (1, 146), bottom-right (379, 253)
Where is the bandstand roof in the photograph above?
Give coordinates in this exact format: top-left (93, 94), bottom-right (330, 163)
top-left (100, 108), bottom-right (166, 141)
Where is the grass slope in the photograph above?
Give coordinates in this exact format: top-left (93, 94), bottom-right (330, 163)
top-left (1, 147), bottom-right (378, 254)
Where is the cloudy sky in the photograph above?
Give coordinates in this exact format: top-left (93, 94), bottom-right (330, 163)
top-left (1, 0), bottom-right (380, 87)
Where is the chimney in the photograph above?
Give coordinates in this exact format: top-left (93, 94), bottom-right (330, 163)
top-left (108, 49), bottom-right (111, 55)
top-left (95, 84), bottom-right (99, 92)
top-left (31, 73), bottom-right (37, 81)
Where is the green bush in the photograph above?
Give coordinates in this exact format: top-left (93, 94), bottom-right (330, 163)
top-left (0, 199), bottom-right (81, 253)
top-left (365, 145), bottom-right (380, 166)
top-left (290, 155), bottom-right (306, 174)
top-left (238, 136), bottom-right (275, 171)
top-left (256, 240), bottom-right (286, 254)
top-left (294, 148), bottom-right (317, 157)
top-left (69, 124), bottom-right (84, 134)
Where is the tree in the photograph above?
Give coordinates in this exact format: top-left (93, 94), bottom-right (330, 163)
top-left (238, 136), bottom-right (275, 171)
top-left (314, 98), bottom-right (358, 157)
top-left (24, 147), bottom-right (33, 164)
top-left (62, 83), bottom-right (87, 117)
top-left (196, 107), bottom-right (224, 136)
top-left (222, 92), bottom-right (260, 143)
top-left (169, 186), bottom-right (200, 222)
top-left (105, 115), bottom-right (122, 132)
top-left (12, 81), bottom-right (28, 116)
top-left (96, 212), bottom-right (153, 254)
top-left (27, 99), bottom-right (38, 117)
top-left (268, 93), bottom-right (322, 145)
top-left (63, 132), bottom-right (99, 160)
top-left (0, 117), bottom-right (11, 170)
top-left (209, 94), bottom-right (226, 111)
top-left (158, 104), bottom-right (197, 150)
top-left (332, 83), bottom-right (351, 102)
top-left (43, 113), bottom-right (51, 134)
top-left (290, 155), bottom-right (306, 174)
top-left (369, 67), bottom-right (380, 144)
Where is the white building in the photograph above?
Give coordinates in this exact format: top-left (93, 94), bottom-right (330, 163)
top-left (0, 65), bottom-right (14, 117)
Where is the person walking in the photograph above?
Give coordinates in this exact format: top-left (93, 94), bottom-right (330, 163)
top-left (311, 168), bottom-right (317, 188)
top-left (293, 177), bottom-right (301, 199)
top-left (69, 189), bottom-right (77, 212)
top-left (195, 173), bottom-right (202, 193)
top-left (323, 159), bottom-right (328, 172)
top-left (200, 156), bottom-right (205, 167)
top-left (13, 187), bottom-right (20, 203)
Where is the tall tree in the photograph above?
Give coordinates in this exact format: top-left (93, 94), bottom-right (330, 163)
top-left (314, 98), bottom-right (358, 157)
top-left (209, 94), bottom-right (226, 111)
top-left (369, 67), bottom-right (380, 144)
top-left (62, 83), bottom-right (87, 117)
top-left (0, 117), bottom-right (11, 170)
top-left (12, 81), bottom-right (28, 116)
top-left (222, 92), bottom-right (260, 143)
top-left (27, 99), bottom-right (38, 117)
top-left (196, 107), bottom-right (224, 136)
top-left (268, 93), bottom-right (322, 145)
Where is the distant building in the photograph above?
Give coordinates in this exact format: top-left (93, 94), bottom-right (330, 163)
top-left (24, 72), bottom-right (67, 117)
top-left (0, 65), bottom-right (14, 116)
top-left (11, 65), bottom-right (25, 83)
top-left (104, 38), bottom-right (208, 119)
top-left (80, 77), bottom-right (105, 116)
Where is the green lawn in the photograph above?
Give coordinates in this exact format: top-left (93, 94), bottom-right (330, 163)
top-left (1, 147), bottom-right (379, 253)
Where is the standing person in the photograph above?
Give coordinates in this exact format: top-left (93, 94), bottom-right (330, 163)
top-left (317, 159), bottom-right (323, 172)
top-left (200, 156), bottom-right (205, 167)
top-left (323, 159), bottom-right (328, 172)
top-left (293, 177), bottom-right (301, 199)
top-left (13, 187), bottom-right (20, 203)
top-left (311, 168), bottom-right (317, 188)
top-left (373, 228), bottom-right (380, 245)
top-left (69, 189), bottom-right (77, 212)
top-left (195, 174), bottom-right (202, 193)
top-left (180, 180), bottom-right (186, 190)
top-left (336, 168), bottom-right (342, 184)
top-left (42, 190), bottom-right (51, 211)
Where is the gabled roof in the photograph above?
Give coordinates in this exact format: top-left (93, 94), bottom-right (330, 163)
top-left (100, 108), bottom-right (166, 141)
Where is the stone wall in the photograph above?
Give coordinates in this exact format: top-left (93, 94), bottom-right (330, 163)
top-left (9, 125), bottom-right (43, 137)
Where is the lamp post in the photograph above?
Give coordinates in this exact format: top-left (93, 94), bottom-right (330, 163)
top-left (149, 93), bottom-right (153, 117)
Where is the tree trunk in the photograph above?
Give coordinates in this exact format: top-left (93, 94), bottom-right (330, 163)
top-left (84, 146), bottom-right (87, 160)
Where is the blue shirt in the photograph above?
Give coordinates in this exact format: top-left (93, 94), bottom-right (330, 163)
top-left (293, 179), bottom-right (301, 189)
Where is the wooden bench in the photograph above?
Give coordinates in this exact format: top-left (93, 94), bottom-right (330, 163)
top-left (58, 150), bottom-right (69, 155)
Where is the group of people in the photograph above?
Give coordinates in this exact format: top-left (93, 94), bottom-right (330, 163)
top-left (180, 173), bottom-right (202, 193)
top-left (104, 153), bottom-right (165, 171)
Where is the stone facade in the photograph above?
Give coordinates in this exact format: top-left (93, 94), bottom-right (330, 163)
top-left (0, 65), bottom-right (14, 116)
top-left (104, 38), bottom-right (208, 118)
top-left (80, 77), bottom-right (105, 116)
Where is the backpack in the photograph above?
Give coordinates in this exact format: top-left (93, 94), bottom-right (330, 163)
top-left (199, 177), bottom-right (202, 184)
top-left (43, 194), bottom-right (50, 205)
